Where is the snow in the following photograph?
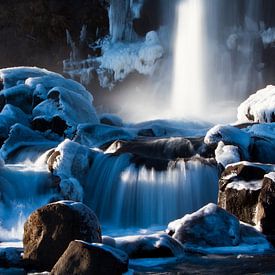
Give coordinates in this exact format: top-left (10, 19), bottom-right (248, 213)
top-left (48, 139), bottom-right (93, 179)
top-left (237, 85), bottom-right (275, 123)
top-left (226, 180), bottom-right (262, 191)
top-left (264, 172), bottom-right (275, 182)
top-left (0, 66), bottom-right (58, 89)
top-left (59, 177), bottom-right (84, 202)
top-left (215, 142), bottom-right (240, 167)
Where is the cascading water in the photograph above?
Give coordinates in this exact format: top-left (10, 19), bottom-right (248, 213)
top-left (86, 152), bottom-right (219, 228)
top-left (171, 0), bottom-right (265, 120)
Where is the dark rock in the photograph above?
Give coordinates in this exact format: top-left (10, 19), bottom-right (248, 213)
top-left (113, 137), bottom-right (195, 160)
top-left (218, 162), bottom-right (267, 224)
top-left (23, 201), bottom-right (102, 271)
top-left (31, 116), bottom-right (68, 136)
top-left (219, 185), bottom-right (261, 225)
top-left (167, 203), bottom-right (241, 247)
top-left (50, 240), bottom-right (128, 275)
top-left (115, 233), bottom-right (184, 259)
top-left (256, 174), bottom-right (275, 236)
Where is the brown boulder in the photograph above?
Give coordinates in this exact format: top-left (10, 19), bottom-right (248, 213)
top-left (51, 240), bottom-right (128, 275)
top-left (256, 173), bottom-right (275, 236)
top-left (23, 201), bottom-right (102, 271)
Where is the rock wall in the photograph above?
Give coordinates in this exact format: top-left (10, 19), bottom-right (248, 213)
top-left (0, 0), bottom-right (109, 72)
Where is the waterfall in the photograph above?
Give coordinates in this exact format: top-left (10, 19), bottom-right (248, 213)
top-left (86, 152), bottom-right (219, 228)
top-left (171, 0), bottom-right (264, 120)
top-left (171, 0), bottom-right (204, 117)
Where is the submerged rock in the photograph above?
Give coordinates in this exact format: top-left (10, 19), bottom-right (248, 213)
top-left (167, 203), bottom-right (241, 247)
top-left (23, 201), bottom-right (101, 271)
top-left (51, 240), bottom-right (128, 275)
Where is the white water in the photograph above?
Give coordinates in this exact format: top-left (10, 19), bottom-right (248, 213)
top-left (86, 152), bottom-right (219, 228)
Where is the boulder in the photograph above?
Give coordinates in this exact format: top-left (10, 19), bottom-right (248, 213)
top-left (167, 203), bottom-right (241, 247)
top-left (51, 240), bottom-right (128, 275)
top-left (114, 233), bottom-right (184, 258)
top-left (218, 162), bottom-right (272, 225)
top-left (23, 201), bottom-right (102, 271)
top-left (256, 173), bottom-right (275, 236)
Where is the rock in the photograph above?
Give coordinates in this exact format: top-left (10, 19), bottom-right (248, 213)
top-left (256, 173), bottom-right (275, 236)
top-left (112, 137), bottom-right (195, 160)
top-left (51, 240), bottom-right (128, 275)
top-left (115, 233), bottom-right (184, 258)
top-left (218, 162), bottom-right (273, 225)
top-left (23, 201), bottom-right (102, 271)
top-left (167, 203), bottom-right (241, 247)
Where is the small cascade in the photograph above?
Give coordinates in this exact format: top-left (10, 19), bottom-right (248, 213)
top-left (0, 158), bottom-right (55, 241)
top-left (86, 152), bottom-right (219, 228)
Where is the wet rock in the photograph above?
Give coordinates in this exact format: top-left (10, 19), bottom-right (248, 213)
top-left (23, 201), bottom-right (102, 271)
top-left (167, 203), bottom-right (241, 247)
top-left (115, 233), bottom-right (184, 259)
top-left (51, 240), bottom-right (128, 275)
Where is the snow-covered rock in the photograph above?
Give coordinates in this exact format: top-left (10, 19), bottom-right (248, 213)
top-left (0, 67), bottom-right (99, 138)
top-left (204, 124), bottom-right (251, 160)
top-left (33, 86), bottom-right (98, 137)
top-left (167, 203), bottom-right (241, 247)
top-left (23, 201), bottom-right (102, 271)
top-left (51, 240), bottom-right (129, 275)
top-left (47, 139), bottom-right (96, 182)
top-left (114, 233), bottom-right (184, 258)
top-left (237, 85), bottom-right (275, 123)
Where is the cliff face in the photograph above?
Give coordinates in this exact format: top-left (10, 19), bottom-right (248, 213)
top-left (0, 0), bottom-right (109, 71)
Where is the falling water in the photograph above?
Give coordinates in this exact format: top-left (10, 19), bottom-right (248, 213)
top-left (171, 0), bottom-right (204, 118)
top-left (171, 0), bottom-right (264, 120)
